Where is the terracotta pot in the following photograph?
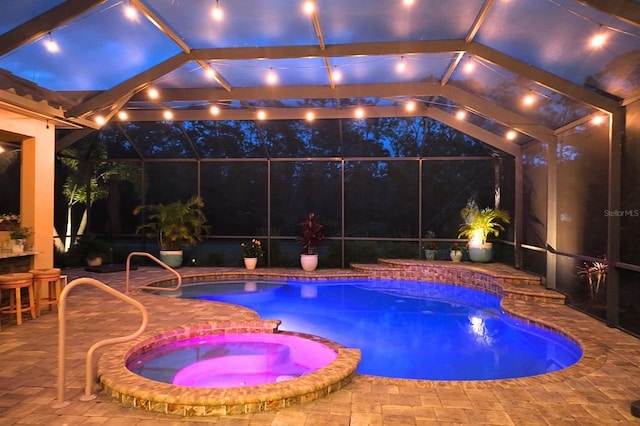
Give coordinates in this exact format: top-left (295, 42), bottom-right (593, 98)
top-left (244, 257), bottom-right (258, 270)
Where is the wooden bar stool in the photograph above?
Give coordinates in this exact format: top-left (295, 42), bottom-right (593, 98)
top-left (0, 272), bottom-right (37, 327)
top-left (30, 268), bottom-right (63, 317)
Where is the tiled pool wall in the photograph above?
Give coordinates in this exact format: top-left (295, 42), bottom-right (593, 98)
top-left (99, 320), bottom-right (361, 416)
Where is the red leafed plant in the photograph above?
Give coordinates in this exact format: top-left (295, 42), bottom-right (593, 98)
top-left (298, 212), bottom-right (324, 255)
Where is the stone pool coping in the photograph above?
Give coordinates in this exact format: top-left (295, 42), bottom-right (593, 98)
top-left (99, 320), bottom-right (361, 416)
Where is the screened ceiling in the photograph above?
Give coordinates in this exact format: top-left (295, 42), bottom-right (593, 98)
top-left (0, 0), bottom-right (639, 153)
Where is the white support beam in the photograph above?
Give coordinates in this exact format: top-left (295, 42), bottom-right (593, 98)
top-left (426, 108), bottom-right (520, 156)
top-left (126, 81), bottom-right (555, 143)
top-left (66, 53), bottom-right (190, 118)
top-left (117, 103), bottom-right (520, 156)
top-left (130, 0), bottom-right (191, 53)
top-left (65, 39), bottom-right (617, 131)
top-left (0, 0), bottom-right (108, 57)
top-left (578, 0), bottom-right (640, 28)
top-left (118, 105), bottom-right (428, 122)
top-left (467, 42), bottom-right (621, 113)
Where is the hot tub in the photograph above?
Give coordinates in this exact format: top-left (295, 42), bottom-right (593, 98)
top-left (99, 320), bottom-right (361, 416)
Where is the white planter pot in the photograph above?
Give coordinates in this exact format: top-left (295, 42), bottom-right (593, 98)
top-left (11, 239), bottom-right (24, 253)
top-left (300, 254), bottom-right (319, 272)
top-left (424, 249), bottom-right (437, 260)
top-left (450, 250), bottom-right (462, 262)
top-left (160, 250), bottom-right (183, 268)
top-left (468, 243), bottom-right (493, 263)
top-left (243, 257), bottom-right (258, 270)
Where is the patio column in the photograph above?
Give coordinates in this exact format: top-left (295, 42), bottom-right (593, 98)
top-left (0, 109), bottom-right (55, 268)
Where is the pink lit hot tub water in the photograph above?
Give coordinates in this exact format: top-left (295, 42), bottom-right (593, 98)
top-left (127, 332), bottom-right (338, 388)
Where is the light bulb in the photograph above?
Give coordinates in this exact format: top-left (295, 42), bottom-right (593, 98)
top-left (455, 110), bottom-right (467, 120)
top-left (355, 107), bottom-right (365, 119)
top-left (117, 111), bottom-right (129, 121)
top-left (592, 115), bottom-right (606, 125)
top-left (403, 0), bottom-right (415, 6)
top-left (148, 88), bottom-right (159, 99)
top-left (396, 59), bottom-right (406, 73)
top-left (163, 110), bottom-right (174, 120)
top-left (523, 93), bottom-right (536, 106)
top-left (95, 115), bottom-right (106, 125)
top-left (205, 68), bottom-right (216, 79)
top-left (266, 69), bottom-right (278, 85)
top-left (590, 32), bottom-right (607, 48)
top-left (405, 101), bottom-right (416, 112)
top-left (463, 61), bottom-right (475, 74)
top-left (124, 4), bottom-right (138, 20)
top-left (506, 130), bottom-right (517, 140)
top-left (210, 105), bottom-right (220, 116)
top-left (332, 68), bottom-right (342, 82)
top-left (212, 2), bottom-right (224, 21)
top-left (44, 34), bottom-right (59, 53)
top-left (306, 111), bottom-right (315, 122)
top-left (303, 1), bottom-right (315, 14)
top-left (257, 110), bottom-right (267, 120)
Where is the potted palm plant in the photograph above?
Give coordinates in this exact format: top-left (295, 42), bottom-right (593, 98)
top-left (458, 201), bottom-right (510, 263)
top-left (133, 196), bottom-right (208, 268)
top-left (297, 212), bottom-right (324, 271)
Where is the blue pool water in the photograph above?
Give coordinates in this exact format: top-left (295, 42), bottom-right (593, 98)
top-left (167, 279), bottom-right (582, 380)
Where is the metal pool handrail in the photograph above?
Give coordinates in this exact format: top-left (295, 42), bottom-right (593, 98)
top-left (54, 277), bottom-right (148, 408)
top-left (125, 251), bottom-right (182, 293)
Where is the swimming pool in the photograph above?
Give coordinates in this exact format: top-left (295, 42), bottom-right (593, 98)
top-left (163, 279), bottom-right (582, 381)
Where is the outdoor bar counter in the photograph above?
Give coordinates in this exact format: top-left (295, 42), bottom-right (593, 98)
top-left (0, 251), bottom-right (38, 274)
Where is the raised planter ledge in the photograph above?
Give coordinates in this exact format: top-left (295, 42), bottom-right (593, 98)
top-left (351, 259), bottom-right (565, 305)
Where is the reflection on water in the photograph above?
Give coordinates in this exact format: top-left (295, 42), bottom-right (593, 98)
top-left (172, 279), bottom-right (582, 381)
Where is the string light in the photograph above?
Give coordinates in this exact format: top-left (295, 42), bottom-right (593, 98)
top-left (148, 88), bottom-right (159, 99)
top-left (205, 67), bottom-right (217, 79)
top-left (332, 67), bottom-right (342, 82)
top-left (589, 31), bottom-right (607, 48)
top-left (95, 115), bottom-right (106, 126)
top-left (266, 68), bottom-right (278, 85)
top-left (462, 59), bottom-right (475, 74)
top-left (405, 100), bottom-right (416, 112)
top-left (303, 1), bottom-right (315, 14)
top-left (257, 110), bottom-right (267, 120)
top-left (44, 33), bottom-right (59, 53)
top-left (163, 110), bottom-right (174, 120)
top-left (455, 110), bottom-right (467, 120)
top-left (210, 105), bottom-right (220, 116)
top-left (403, 0), bottom-right (415, 6)
top-left (506, 130), bottom-right (518, 140)
top-left (396, 57), bottom-right (406, 73)
top-left (305, 111), bottom-right (315, 122)
top-left (354, 107), bottom-right (365, 119)
top-left (124, 3), bottom-right (138, 20)
top-left (212, 0), bottom-right (224, 21)
top-left (117, 111), bottom-right (128, 120)
top-left (522, 92), bottom-right (536, 106)
top-left (0, 146), bottom-right (4, 154)
top-left (591, 115), bottom-right (606, 125)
